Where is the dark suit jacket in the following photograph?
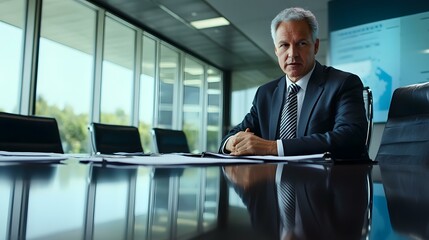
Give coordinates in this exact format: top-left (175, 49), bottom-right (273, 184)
top-left (221, 61), bottom-right (368, 158)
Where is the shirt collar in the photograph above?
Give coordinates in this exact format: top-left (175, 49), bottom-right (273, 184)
top-left (285, 63), bottom-right (316, 92)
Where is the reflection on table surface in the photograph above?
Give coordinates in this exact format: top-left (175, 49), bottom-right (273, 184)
top-left (1, 156), bottom-right (429, 240)
top-left (0, 159), bottom-right (220, 240)
top-left (224, 163), bottom-right (372, 240)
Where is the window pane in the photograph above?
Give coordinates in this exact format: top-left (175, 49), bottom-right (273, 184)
top-left (231, 86), bottom-right (257, 126)
top-left (158, 44), bottom-right (179, 129)
top-left (183, 57), bottom-right (203, 153)
top-left (139, 36), bottom-right (156, 153)
top-left (36, 0), bottom-right (96, 153)
top-left (100, 17), bottom-right (135, 125)
top-left (206, 68), bottom-right (222, 152)
top-left (0, 0), bottom-right (25, 113)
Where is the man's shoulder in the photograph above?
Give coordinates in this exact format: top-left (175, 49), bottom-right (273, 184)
top-left (319, 63), bottom-right (359, 79)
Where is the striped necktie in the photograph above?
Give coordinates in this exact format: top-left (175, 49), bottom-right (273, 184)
top-left (278, 173), bottom-right (295, 231)
top-left (280, 83), bottom-right (300, 139)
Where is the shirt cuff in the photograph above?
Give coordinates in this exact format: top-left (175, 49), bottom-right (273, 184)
top-left (221, 136), bottom-right (233, 154)
top-left (276, 140), bottom-right (284, 156)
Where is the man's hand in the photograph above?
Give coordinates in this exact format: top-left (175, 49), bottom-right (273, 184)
top-left (224, 165), bottom-right (277, 190)
top-left (226, 128), bottom-right (278, 156)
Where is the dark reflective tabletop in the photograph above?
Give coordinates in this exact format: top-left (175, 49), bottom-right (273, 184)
top-left (1, 157), bottom-right (428, 240)
top-left (0, 159), bottom-right (220, 240)
top-left (223, 160), bottom-right (429, 240)
top-left (224, 163), bottom-right (372, 240)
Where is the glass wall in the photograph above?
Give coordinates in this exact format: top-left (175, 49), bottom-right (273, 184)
top-left (2, 0), bottom-right (226, 239)
top-left (183, 57), bottom-right (203, 153)
top-left (100, 16), bottom-right (135, 125)
top-left (1, 0), bottom-right (224, 155)
top-left (0, 0), bottom-right (25, 113)
top-left (36, 0), bottom-right (96, 153)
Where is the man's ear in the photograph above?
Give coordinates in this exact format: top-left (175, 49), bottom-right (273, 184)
top-left (314, 38), bottom-right (320, 55)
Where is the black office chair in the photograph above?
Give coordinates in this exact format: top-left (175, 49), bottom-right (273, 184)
top-left (151, 128), bottom-right (190, 153)
top-left (0, 112), bottom-right (64, 153)
top-left (363, 86), bottom-right (373, 149)
top-left (376, 82), bottom-right (429, 163)
top-left (89, 122), bottom-right (144, 154)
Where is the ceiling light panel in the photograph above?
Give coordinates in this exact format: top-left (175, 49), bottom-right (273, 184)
top-left (190, 17), bottom-right (230, 29)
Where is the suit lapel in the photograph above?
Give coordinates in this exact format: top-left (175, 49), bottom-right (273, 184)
top-left (269, 76), bottom-right (286, 140)
top-left (298, 62), bottom-right (325, 137)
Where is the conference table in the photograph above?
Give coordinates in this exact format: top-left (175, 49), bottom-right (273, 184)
top-left (0, 153), bottom-right (426, 240)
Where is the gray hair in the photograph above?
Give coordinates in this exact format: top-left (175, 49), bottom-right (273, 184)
top-left (270, 7), bottom-right (319, 43)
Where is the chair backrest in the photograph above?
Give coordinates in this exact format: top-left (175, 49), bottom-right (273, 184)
top-left (0, 112), bottom-right (64, 153)
top-left (152, 128), bottom-right (190, 154)
top-left (90, 122), bottom-right (143, 154)
top-left (376, 82), bottom-right (429, 162)
top-left (363, 86), bottom-right (374, 148)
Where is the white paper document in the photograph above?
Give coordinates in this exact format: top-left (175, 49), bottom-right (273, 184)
top-left (99, 152), bottom-right (328, 165)
top-left (201, 152), bottom-right (327, 162)
top-left (102, 153), bottom-right (264, 165)
top-left (0, 151), bottom-right (68, 163)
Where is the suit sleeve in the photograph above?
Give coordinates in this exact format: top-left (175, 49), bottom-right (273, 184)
top-left (218, 88), bottom-right (263, 153)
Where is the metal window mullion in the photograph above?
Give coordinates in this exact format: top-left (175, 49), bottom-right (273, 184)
top-left (132, 30), bottom-right (143, 127)
top-left (175, 53), bottom-right (184, 130)
top-left (20, 0), bottom-right (42, 115)
top-left (153, 41), bottom-right (161, 127)
top-left (201, 64), bottom-right (209, 152)
top-left (218, 72), bottom-right (224, 145)
top-left (90, 9), bottom-right (105, 124)
top-left (149, 35), bottom-right (159, 132)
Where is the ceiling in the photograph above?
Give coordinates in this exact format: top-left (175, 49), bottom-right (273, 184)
top-left (88, 0), bottom-right (330, 89)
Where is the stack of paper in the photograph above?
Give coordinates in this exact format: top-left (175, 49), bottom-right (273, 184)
top-left (0, 151), bottom-right (68, 163)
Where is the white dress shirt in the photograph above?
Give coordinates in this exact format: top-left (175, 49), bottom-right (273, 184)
top-left (277, 64), bottom-right (315, 156)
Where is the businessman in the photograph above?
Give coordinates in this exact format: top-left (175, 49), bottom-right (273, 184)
top-left (220, 7), bottom-right (368, 158)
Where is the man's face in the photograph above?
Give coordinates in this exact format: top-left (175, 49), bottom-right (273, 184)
top-left (274, 20), bottom-right (319, 82)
